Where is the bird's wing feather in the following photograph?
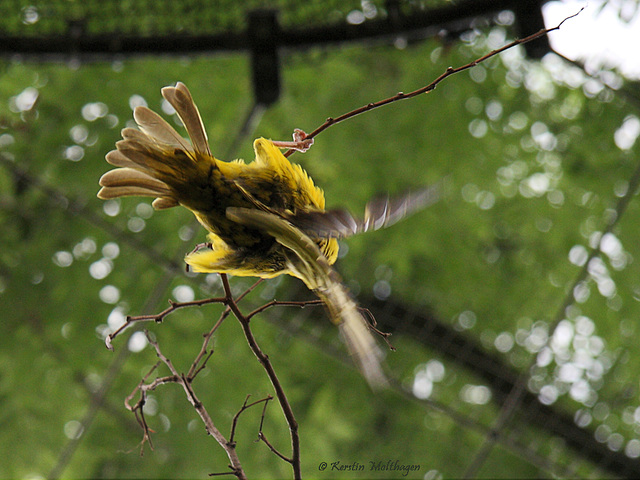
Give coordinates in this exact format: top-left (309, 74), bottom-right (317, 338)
top-left (226, 207), bottom-right (388, 388)
top-left (288, 182), bottom-right (444, 239)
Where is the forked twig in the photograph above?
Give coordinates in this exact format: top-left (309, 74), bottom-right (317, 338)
top-left (360, 307), bottom-right (396, 351)
top-left (124, 361), bottom-right (167, 452)
top-left (186, 278), bottom-right (265, 378)
top-left (229, 394), bottom-right (274, 446)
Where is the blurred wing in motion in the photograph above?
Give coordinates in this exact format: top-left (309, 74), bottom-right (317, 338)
top-left (226, 206), bottom-right (388, 389)
top-left (289, 181), bottom-right (444, 239)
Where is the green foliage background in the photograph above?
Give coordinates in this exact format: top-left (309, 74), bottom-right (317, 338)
top-left (1, 7), bottom-right (640, 479)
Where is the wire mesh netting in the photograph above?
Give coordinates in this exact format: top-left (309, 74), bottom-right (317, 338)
top-left (1, 0), bottom-right (454, 36)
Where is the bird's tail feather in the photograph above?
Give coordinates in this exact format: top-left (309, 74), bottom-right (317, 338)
top-left (98, 82), bottom-right (214, 210)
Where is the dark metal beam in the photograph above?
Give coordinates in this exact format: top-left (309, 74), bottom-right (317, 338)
top-left (0, 0), bottom-right (551, 61)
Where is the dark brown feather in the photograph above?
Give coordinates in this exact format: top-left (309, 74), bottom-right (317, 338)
top-left (288, 182), bottom-right (444, 239)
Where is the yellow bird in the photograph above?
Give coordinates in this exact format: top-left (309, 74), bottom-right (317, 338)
top-left (98, 82), bottom-right (439, 387)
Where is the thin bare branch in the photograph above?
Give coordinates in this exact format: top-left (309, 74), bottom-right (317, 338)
top-left (208, 469), bottom-right (244, 478)
top-left (257, 432), bottom-right (293, 463)
top-left (220, 274), bottom-right (302, 480)
top-left (144, 330), bottom-right (247, 480)
top-left (284, 7), bottom-right (584, 158)
top-left (105, 297), bottom-right (226, 350)
top-left (124, 359), bottom-right (181, 454)
top-left (359, 307), bottom-right (396, 351)
top-left (229, 395), bottom-right (274, 445)
top-left (186, 278), bottom-right (265, 379)
top-left (186, 309), bottom-right (230, 379)
top-left (189, 349), bottom-right (215, 379)
top-left (246, 298), bottom-right (324, 320)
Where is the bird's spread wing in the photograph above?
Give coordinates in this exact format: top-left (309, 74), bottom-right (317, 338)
top-left (226, 206), bottom-right (388, 388)
top-left (288, 182), bottom-right (444, 239)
